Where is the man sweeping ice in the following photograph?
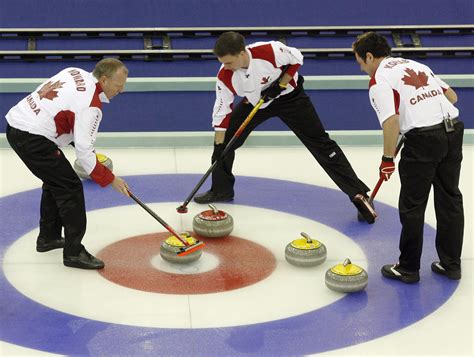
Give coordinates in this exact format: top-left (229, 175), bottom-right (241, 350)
top-left (187, 31), bottom-right (377, 223)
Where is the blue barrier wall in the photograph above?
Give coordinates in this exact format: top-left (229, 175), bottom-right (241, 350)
top-left (1, 0), bottom-right (472, 27)
top-left (2, 87), bottom-right (471, 132)
top-left (1, 0), bottom-right (472, 133)
top-left (1, 57), bottom-right (473, 78)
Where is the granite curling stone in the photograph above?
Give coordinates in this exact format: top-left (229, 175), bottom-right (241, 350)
top-left (285, 232), bottom-right (327, 267)
top-left (325, 258), bottom-right (368, 293)
top-left (160, 232), bottom-right (202, 264)
top-left (74, 153), bottom-right (113, 180)
top-left (193, 204), bottom-right (233, 238)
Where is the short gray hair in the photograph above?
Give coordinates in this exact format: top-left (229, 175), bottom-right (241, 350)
top-left (92, 58), bottom-right (128, 79)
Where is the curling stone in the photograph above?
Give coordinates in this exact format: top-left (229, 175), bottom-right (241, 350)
top-left (74, 153), bottom-right (113, 180)
top-left (285, 232), bottom-right (327, 267)
top-left (193, 204), bottom-right (233, 238)
top-left (325, 258), bottom-right (368, 293)
top-left (160, 232), bottom-right (202, 264)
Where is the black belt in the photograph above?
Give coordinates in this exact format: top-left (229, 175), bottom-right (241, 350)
top-left (411, 118), bottom-right (459, 133)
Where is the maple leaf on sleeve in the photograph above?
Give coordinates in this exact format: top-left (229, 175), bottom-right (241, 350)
top-left (402, 68), bottom-right (429, 89)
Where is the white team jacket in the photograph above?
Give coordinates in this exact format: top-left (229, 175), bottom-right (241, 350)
top-left (369, 57), bottom-right (459, 134)
top-left (5, 67), bottom-right (114, 187)
top-left (212, 41), bottom-right (304, 129)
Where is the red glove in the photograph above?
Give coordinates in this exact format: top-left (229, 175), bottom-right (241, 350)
top-left (379, 156), bottom-right (395, 181)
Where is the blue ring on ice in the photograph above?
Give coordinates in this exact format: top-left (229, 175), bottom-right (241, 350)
top-left (0, 174), bottom-right (459, 355)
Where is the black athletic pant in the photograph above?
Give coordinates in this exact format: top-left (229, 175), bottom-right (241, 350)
top-left (210, 76), bottom-right (369, 198)
top-left (398, 121), bottom-right (464, 271)
top-left (6, 124), bottom-right (86, 256)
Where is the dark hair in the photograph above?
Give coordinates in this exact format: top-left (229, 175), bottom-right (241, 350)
top-left (352, 32), bottom-right (391, 61)
top-left (213, 31), bottom-right (246, 57)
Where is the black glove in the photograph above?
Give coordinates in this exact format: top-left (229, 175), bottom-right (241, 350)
top-left (261, 81), bottom-right (286, 101)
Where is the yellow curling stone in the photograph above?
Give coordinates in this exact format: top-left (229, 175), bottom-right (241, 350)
top-left (160, 232), bottom-right (202, 264)
top-left (193, 204), bottom-right (233, 238)
top-left (285, 232), bottom-right (327, 267)
top-left (325, 258), bottom-right (368, 293)
top-left (74, 153), bottom-right (113, 180)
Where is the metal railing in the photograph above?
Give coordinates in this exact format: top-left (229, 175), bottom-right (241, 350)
top-left (1, 25), bottom-right (473, 61)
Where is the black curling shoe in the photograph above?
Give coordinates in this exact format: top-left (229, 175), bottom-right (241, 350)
top-left (36, 237), bottom-right (65, 252)
top-left (352, 193), bottom-right (377, 224)
top-left (64, 248), bottom-right (105, 270)
top-left (381, 263), bottom-right (420, 284)
top-left (194, 190), bottom-right (234, 204)
top-left (431, 261), bottom-right (461, 280)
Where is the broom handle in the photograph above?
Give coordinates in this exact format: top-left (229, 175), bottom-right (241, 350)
top-left (177, 65), bottom-right (290, 211)
top-left (128, 190), bottom-right (190, 246)
top-left (369, 135), bottom-right (406, 202)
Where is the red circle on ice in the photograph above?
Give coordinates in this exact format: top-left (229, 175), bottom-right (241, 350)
top-left (97, 232), bottom-right (276, 294)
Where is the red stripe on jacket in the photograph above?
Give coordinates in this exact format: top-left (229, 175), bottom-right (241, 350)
top-left (249, 44), bottom-right (276, 67)
top-left (89, 82), bottom-right (114, 187)
top-left (285, 64), bottom-right (300, 77)
top-left (369, 77), bottom-right (377, 88)
top-left (90, 83), bottom-right (103, 109)
top-left (393, 89), bottom-right (400, 114)
top-left (369, 76), bottom-right (400, 115)
top-left (218, 69), bottom-right (236, 95)
top-left (369, 66), bottom-right (380, 89)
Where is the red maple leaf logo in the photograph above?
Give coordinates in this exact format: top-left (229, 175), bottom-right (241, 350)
top-left (37, 80), bottom-right (64, 100)
top-left (402, 68), bottom-right (429, 89)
